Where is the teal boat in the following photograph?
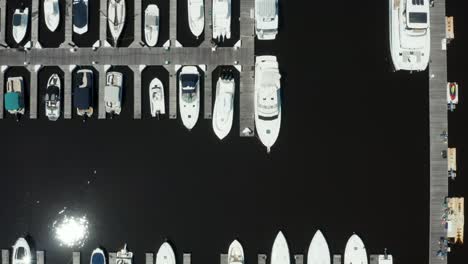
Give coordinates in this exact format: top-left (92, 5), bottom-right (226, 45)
top-left (4, 77), bottom-right (25, 118)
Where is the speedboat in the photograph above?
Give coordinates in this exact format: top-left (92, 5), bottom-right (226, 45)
top-left (12, 238), bottom-right (31, 264)
top-left (44, 0), bottom-right (60, 32)
top-left (255, 55), bottom-right (281, 153)
top-left (389, 0), bottom-right (430, 71)
top-left (144, 4), bottom-right (159, 47)
top-left (116, 244), bottom-right (133, 264)
top-left (307, 230), bottom-right (330, 264)
top-left (73, 0), bottom-right (88, 35)
top-left (228, 240), bottom-right (244, 264)
top-left (91, 248), bottom-right (106, 264)
top-left (104, 71), bottom-right (123, 116)
top-left (12, 8), bottom-right (29, 44)
top-left (108, 0), bottom-right (126, 46)
top-left (45, 74), bottom-right (61, 121)
top-left (447, 82), bottom-right (458, 104)
top-left (255, 0), bottom-right (278, 40)
top-left (212, 69), bottom-right (235, 140)
top-left (74, 69), bottom-right (94, 118)
top-left (156, 242), bottom-right (176, 264)
top-left (212, 0), bottom-right (231, 41)
top-left (149, 77), bottom-right (165, 118)
top-left (179, 66), bottom-right (200, 130)
top-left (344, 235), bottom-right (368, 264)
top-left (271, 232), bottom-right (290, 264)
top-left (4, 77), bottom-right (25, 118)
top-left (188, 0), bottom-right (204, 38)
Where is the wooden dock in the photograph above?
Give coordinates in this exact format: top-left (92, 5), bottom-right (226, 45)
top-left (0, 0), bottom-right (6, 47)
top-left (31, 0), bottom-right (40, 48)
top-left (429, 0), bottom-right (449, 263)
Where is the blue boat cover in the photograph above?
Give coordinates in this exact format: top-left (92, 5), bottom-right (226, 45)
top-left (181, 74), bottom-right (198, 90)
top-left (73, 0), bottom-right (88, 28)
top-left (4, 92), bottom-right (21, 110)
top-left (91, 253), bottom-right (105, 264)
top-left (74, 87), bottom-right (91, 109)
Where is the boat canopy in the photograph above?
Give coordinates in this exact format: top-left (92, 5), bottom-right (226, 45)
top-left (13, 14), bottom-right (23, 26)
top-left (257, 0), bottom-right (276, 19)
top-left (74, 87), bottom-right (91, 109)
top-left (73, 0), bottom-right (88, 28)
top-left (105, 85), bottom-right (120, 104)
top-left (181, 74), bottom-right (199, 89)
top-left (92, 253), bottom-right (105, 264)
top-left (5, 92), bottom-right (21, 110)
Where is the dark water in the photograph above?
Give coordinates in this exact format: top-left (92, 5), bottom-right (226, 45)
top-left (0, 0), bottom-right (467, 264)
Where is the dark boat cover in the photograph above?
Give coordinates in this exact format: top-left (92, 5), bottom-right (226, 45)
top-left (74, 87), bottom-right (91, 109)
top-left (181, 74), bottom-right (198, 90)
top-left (91, 253), bottom-right (105, 264)
top-left (73, 0), bottom-right (88, 28)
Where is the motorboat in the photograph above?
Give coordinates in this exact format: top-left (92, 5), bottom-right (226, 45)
top-left (12, 8), bottom-right (29, 44)
top-left (91, 248), bottom-right (106, 264)
top-left (307, 230), bottom-right (330, 264)
top-left (447, 82), bottom-right (458, 112)
top-left (108, 0), bottom-right (126, 46)
top-left (255, 0), bottom-right (278, 40)
top-left (12, 238), bottom-right (31, 264)
top-left (389, 0), bottom-right (430, 71)
top-left (179, 66), bottom-right (200, 130)
top-left (4, 77), bottom-right (25, 117)
top-left (45, 74), bottom-right (61, 121)
top-left (149, 77), bottom-right (165, 118)
top-left (74, 69), bottom-right (94, 118)
top-left (212, 0), bottom-right (231, 41)
top-left (188, 0), bottom-right (204, 38)
top-left (144, 4), bottom-right (159, 47)
top-left (156, 242), bottom-right (176, 264)
top-left (44, 0), bottom-right (60, 32)
top-left (116, 244), bottom-right (133, 264)
top-left (344, 234), bottom-right (368, 264)
top-left (104, 71), bottom-right (123, 116)
top-left (73, 0), bottom-right (88, 35)
top-left (212, 69), bottom-right (235, 140)
top-left (255, 55), bottom-right (281, 153)
top-left (228, 240), bottom-right (244, 264)
top-left (271, 232), bottom-right (290, 264)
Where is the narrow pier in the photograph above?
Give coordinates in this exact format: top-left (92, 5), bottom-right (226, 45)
top-left (145, 253), bottom-right (154, 264)
top-left (429, 0), bottom-right (449, 264)
top-left (36, 251), bottom-right (45, 264)
top-left (61, 1), bottom-right (74, 48)
top-left (59, 65), bottom-right (73, 119)
top-left (164, 65), bottom-right (177, 119)
top-left (169, 0), bottom-right (177, 46)
top-left (0, 0), bottom-right (7, 47)
top-left (28, 64), bottom-right (40, 119)
top-left (98, 65), bottom-right (107, 119)
top-left (131, 0), bottom-right (142, 48)
top-left (100, 0), bottom-right (108, 47)
top-left (0, 66), bottom-right (5, 119)
top-left (204, 65), bottom-right (213, 119)
top-left (31, 0), bottom-right (40, 48)
top-left (202, 0), bottom-right (213, 47)
top-left (129, 65), bottom-right (142, 119)
top-left (1, 249), bottom-right (9, 264)
top-left (73, 252), bottom-right (81, 264)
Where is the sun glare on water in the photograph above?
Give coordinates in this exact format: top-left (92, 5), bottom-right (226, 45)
top-left (53, 211), bottom-right (89, 248)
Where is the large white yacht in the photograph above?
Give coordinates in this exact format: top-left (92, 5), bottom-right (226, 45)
top-left (212, 0), bottom-right (231, 41)
top-left (255, 56), bottom-right (281, 153)
top-left (104, 71), bottom-right (123, 116)
top-left (344, 235), bottom-right (368, 264)
top-left (228, 240), bottom-right (244, 264)
top-left (307, 230), bottom-right (330, 264)
top-left (255, 0), bottom-right (278, 40)
top-left (144, 4), bottom-right (160, 47)
top-left (12, 7), bottom-right (29, 44)
top-left (212, 70), bottom-right (235, 140)
top-left (149, 77), bottom-right (165, 118)
top-left (108, 0), bottom-right (126, 46)
top-left (12, 238), bottom-right (31, 264)
top-left (179, 66), bottom-right (200, 130)
top-left (73, 0), bottom-right (88, 34)
top-left (389, 0), bottom-right (430, 71)
top-left (156, 243), bottom-right (176, 264)
top-left (44, 0), bottom-right (60, 32)
top-left (188, 0), bottom-right (204, 38)
top-left (271, 232), bottom-right (290, 264)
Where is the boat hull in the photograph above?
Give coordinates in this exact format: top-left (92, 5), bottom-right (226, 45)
top-left (271, 232), bottom-right (290, 264)
top-left (344, 235), bottom-right (368, 264)
top-left (12, 8), bottom-right (29, 44)
top-left (228, 240), bottom-right (244, 264)
top-left (307, 230), bottom-right (330, 264)
top-left (212, 75), bottom-right (234, 140)
top-left (144, 5), bottom-right (159, 47)
top-left (108, 0), bottom-right (126, 45)
top-left (188, 0), bottom-right (204, 37)
top-left (44, 0), bottom-right (60, 32)
top-left (12, 238), bottom-right (31, 264)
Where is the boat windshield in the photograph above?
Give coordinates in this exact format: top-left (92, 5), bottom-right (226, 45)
top-left (15, 248), bottom-right (26, 259)
top-left (46, 86), bottom-right (60, 100)
top-left (181, 74), bottom-right (198, 103)
top-left (13, 14), bottom-right (22, 26)
top-left (73, 0), bottom-right (88, 28)
top-left (409, 12), bottom-right (427, 24)
top-left (148, 15), bottom-right (158, 26)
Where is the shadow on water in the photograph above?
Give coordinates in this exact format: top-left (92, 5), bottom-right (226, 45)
top-left (5, 0), bottom-right (32, 48)
top-left (38, 0), bottom-right (65, 47)
top-left (38, 66), bottom-right (64, 120)
top-left (71, 66), bottom-right (99, 121)
top-left (141, 65), bottom-right (169, 119)
top-left (105, 65), bottom-right (134, 120)
top-left (3, 67), bottom-right (31, 121)
top-left (141, 0), bottom-right (170, 47)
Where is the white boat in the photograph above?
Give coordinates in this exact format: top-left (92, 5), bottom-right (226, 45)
top-left (179, 66), bottom-right (200, 130)
top-left (12, 8), bottom-right (29, 44)
top-left (307, 230), bottom-right (330, 264)
top-left (188, 0), bottom-right (204, 38)
top-left (104, 71), bottom-right (123, 116)
top-left (271, 232), bottom-right (290, 264)
top-left (45, 74), bottom-right (61, 121)
top-left (149, 77), bottom-right (165, 118)
top-left (116, 244), bottom-right (133, 264)
top-left (344, 235), bottom-right (368, 264)
top-left (212, 70), bottom-right (235, 140)
top-left (255, 55), bottom-right (281, 153)
top-left (91, 248), bottom-right (106, 264)
top-left (389, 0), bottom-right (430, 71)
top-left (44, 0), bottom-right (60, 32)
top-left (144, 4), bottom-right (160, 47)
top-left (228, 240), bottom-right (244, 264)
top-left (255, 0), bottom-right (278, 40)
top-left (108, 0), bottom-right (126, 46)
top-left (12, 238), bottom-right (31, 264)
top-left (73, 0), bottom-right (88, 34)
top-left (156, 243), bottom-right (176, 264)
top-left (212, 0), bottom-right (231, 41)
